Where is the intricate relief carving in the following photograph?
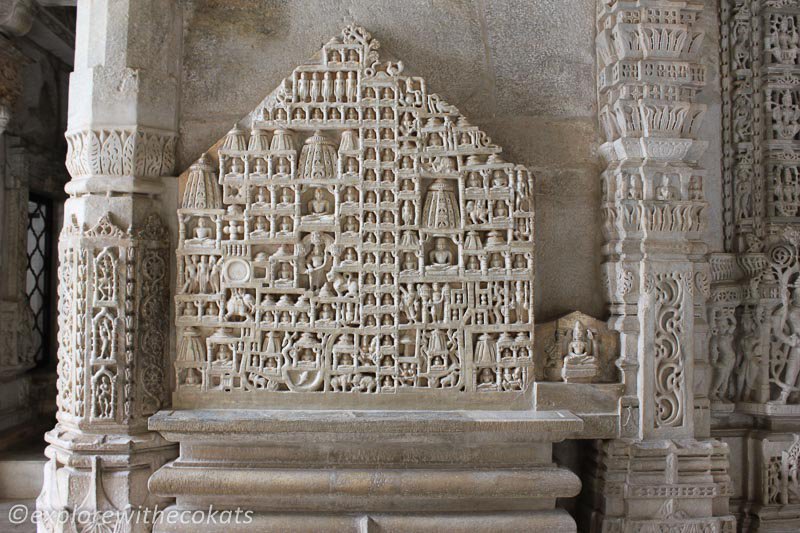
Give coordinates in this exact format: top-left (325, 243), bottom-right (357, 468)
top-left (535, 311), bottom-right (619, 383)
top-left (56, 213), bottom-right (170, 426)
top-left (65, 128), bottom-right (177, 179)
top-left (652, 273), bottom-right (687, 429)
top-left (175, 26), bottom-right (535, 397)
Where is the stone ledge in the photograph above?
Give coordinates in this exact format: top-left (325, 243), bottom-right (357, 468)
top-left (149, 409), bottom-right (583, 439)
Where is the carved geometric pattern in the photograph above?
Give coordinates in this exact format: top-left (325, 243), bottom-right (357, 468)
top-left (175, 26), bottom-right (535, 396)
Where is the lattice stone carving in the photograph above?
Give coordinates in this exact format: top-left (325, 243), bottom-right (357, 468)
top-left (175, 26), bottom-right (535, 398)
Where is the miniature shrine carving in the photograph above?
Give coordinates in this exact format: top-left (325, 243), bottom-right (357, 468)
top-left (175, 26), bottom-right (535, 396)
top-left (535, 311), bottom-right (619, 384)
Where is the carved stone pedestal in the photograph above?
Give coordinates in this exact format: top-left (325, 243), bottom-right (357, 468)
top-left (590, 438), bottom-right (735, 532)
top-left (149, 409), bottom-right (583, 532)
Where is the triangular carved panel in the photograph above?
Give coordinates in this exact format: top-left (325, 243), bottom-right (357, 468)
top-left (175, 26), bottom-right (535, 407)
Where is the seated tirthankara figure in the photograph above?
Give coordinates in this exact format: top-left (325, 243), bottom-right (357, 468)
top-left (562, 320), bottom-right (599, 383)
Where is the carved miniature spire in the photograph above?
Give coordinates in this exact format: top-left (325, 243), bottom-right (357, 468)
top-left (298, 130), bottom-right (337, 180)
top-left (222, 123), bottom-right (247, 151)
top-left (248, 127), bottom-right (270, 152)
top-left (182, 153), bottom-right (221, 209)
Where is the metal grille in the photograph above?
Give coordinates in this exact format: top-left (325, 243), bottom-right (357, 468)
top-left (26, 194), bottom-right (52, 366)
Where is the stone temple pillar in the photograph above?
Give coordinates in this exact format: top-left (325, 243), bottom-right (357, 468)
top-left (591, 1), bottom-right (735, 530)
top-left (36, 1), bottom-right (181, 531)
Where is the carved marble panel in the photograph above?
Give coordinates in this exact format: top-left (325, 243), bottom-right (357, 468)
top-left (175, 26), bottom-right (535, 403)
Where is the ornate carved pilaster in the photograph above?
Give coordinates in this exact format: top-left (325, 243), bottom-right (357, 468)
top-left (593, 1), bottom-right (734, 530)
top-left (717, 1), bottom-right (800, 528)
top-left (36, 0), bottom-right (181, 531)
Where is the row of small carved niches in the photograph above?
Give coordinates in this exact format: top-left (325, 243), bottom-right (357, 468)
top-left (217, 129), bottom-right (508, 175)
top-left (175, 324), bottom-right (533, 394)
top-left (601, 167), bottom-right (705, 203)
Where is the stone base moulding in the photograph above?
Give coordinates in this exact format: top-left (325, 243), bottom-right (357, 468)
top-left (149, 409), bottom-right (583, 532)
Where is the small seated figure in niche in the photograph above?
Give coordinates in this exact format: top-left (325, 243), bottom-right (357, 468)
top-left (561, 320), bottom-right (599, 383)
top-left (381, 233), bottom-right (394, 245)
top-left (365, 232), bottom-right (377, 245)
top-left (250, 216), bottom-right (269, 238)
top-left (365, 169), bottom-right (376, 181)
top-left (466, 172), bottom-right (482, 189)
top-left (252, 158), bottom-right (267, 177)
top-left (365, 191), bottom-right (377, 205)
top-left (252, 187), bottom-right (269, 208)
top-left (381, 211), bottom-right (394, 224)
top-left (466, 256), bottom-right (481, 271)
top-left (381, 189), bottom-right (393, 203)
top-left (365, 212), bottom-right (377, 225)
top-left (276, 157), bottom-right (290, 175)
top-left (346, 157), bottom-right (358, 174)
top-left (277, 262), bottom-right (294, 282)
top-left (280, 188), bottom-right (294, 206)
top-left (513, 255), bottom-right (527, 270)
top-left (493, 201), bottom-right (508, 219)
top-left (318, 304), bottom-right (335, 323)
top-left (381, 170), bottom-right (393, 183)
top-left (489, 253), bottom-right (505, 270)
top-left (279, 217), bottom-right (293, 234)
top-left (226, 158), bottom-right (244, 179)
top-left (656, 175), bottom-right (675, 201)
top-left (306, 189), bottom-right (332, 221)
top-left (491, 170), bottom-right (508, 188)
top-left (343, 216), bottom-right (359, 234)
top-left (186, 217), bottom-right (215, 246)
top-left (214, 345), bottom-right (233, 367)
top-left (428, 238), bottom-right (453, 267)
top-left (402, 253), bottom-right (417, 272)
top-left (342, 247), bottom-right (358, 264)
top-left (477, 368), bottom-right (496, 391)
top-left (343, 187), bottom-right (358, 204)
top-left (401, 178), bottom-right (414, 191)
top-left (381, 252), bottom-right (393, 265)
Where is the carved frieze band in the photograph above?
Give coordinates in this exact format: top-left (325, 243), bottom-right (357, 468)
top-left (65, 128), bottom-right (177, 180)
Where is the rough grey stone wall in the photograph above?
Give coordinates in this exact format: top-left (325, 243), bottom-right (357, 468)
top-left (176, 0), bottom-right (722, 320)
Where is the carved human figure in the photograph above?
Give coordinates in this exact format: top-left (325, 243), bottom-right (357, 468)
top-left (656, 174), bottom-right (674, 201)
top-left (769, 288), bottom-right (800, 404)
top-left (429, 238), bottom-right (453, 267)
top-left (737, 310), bottom-right (763, 402)
top-left (561, 320), bottom-right (599, 383)
top-left (187, 217), bottom-right (214, 246)
top-left (710, 316), bottom-right (737, 402)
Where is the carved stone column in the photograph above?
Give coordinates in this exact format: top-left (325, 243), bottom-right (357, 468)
top-left (592, 1), bottom-right (734, 530)
top-left (36, 1), bottom-right (181, 531)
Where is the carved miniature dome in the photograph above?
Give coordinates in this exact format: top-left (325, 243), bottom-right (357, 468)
top-left (222, 123), bottom-right (247, 151)
top-left (182, 153), bottom-right (221, 209)
top-left (298, 130), bottom-right (337, 180)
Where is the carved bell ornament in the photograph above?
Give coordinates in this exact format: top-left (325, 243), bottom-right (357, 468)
top-left (298, 130), bottom-right (338, 181)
